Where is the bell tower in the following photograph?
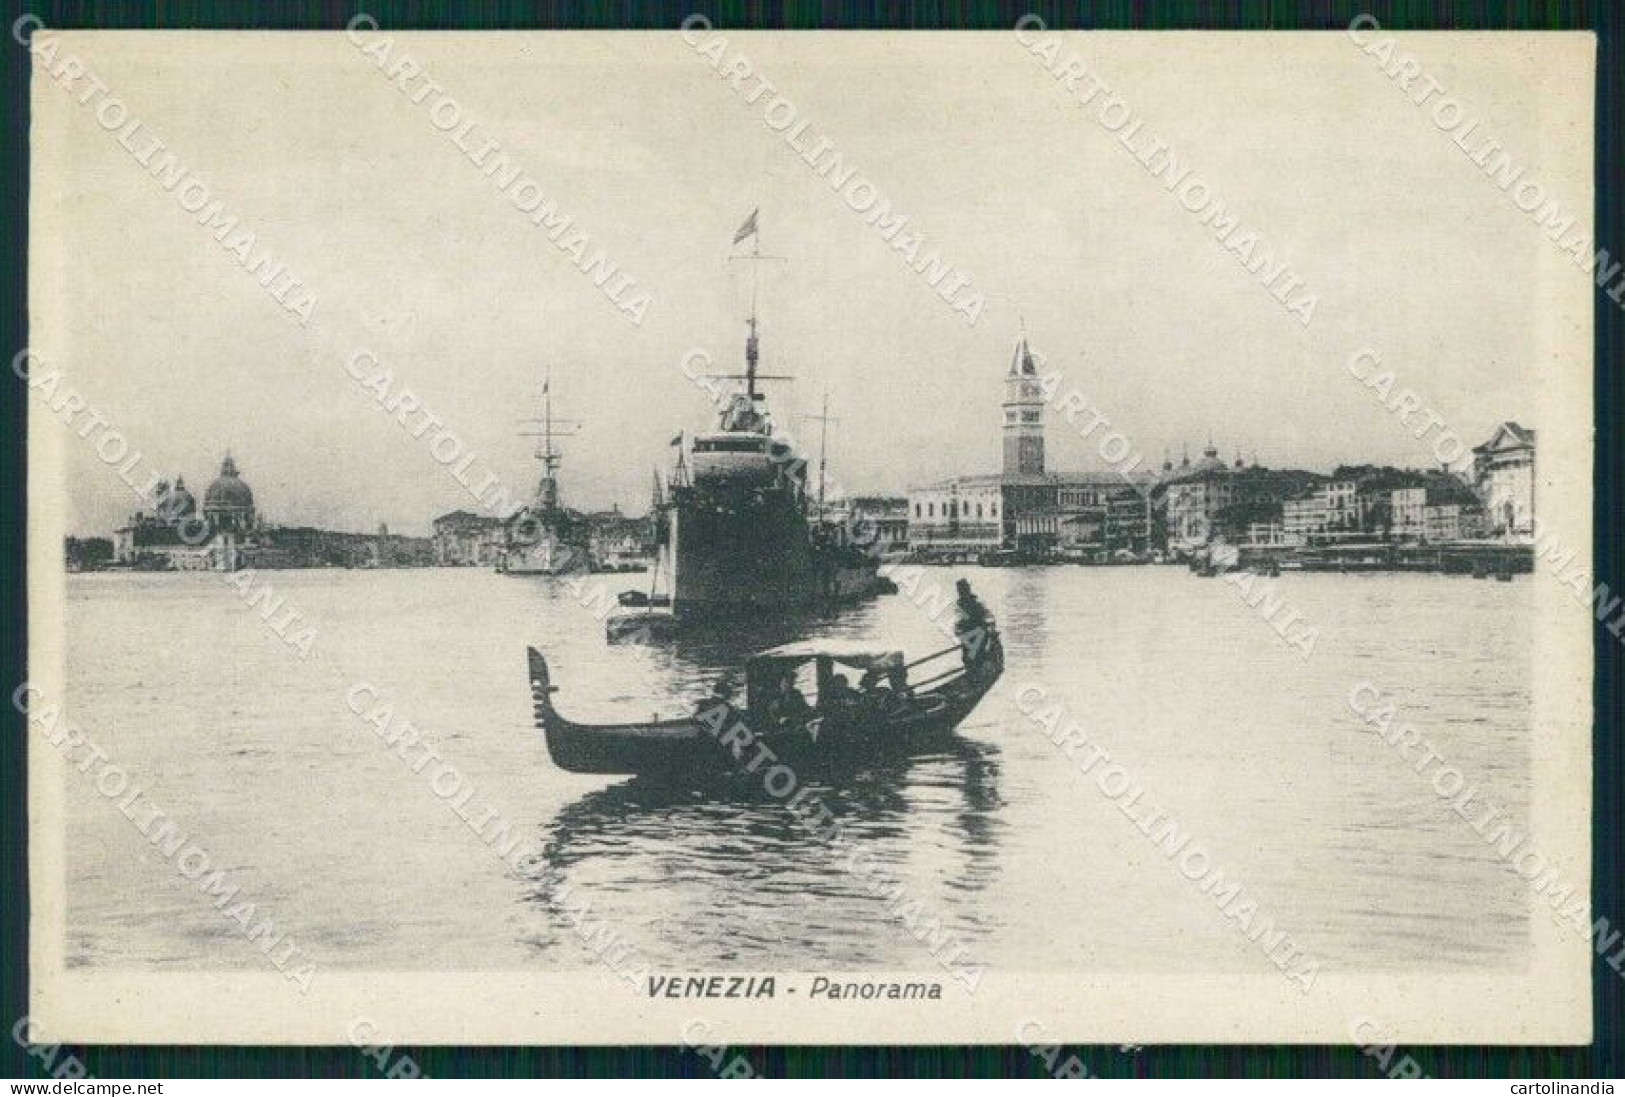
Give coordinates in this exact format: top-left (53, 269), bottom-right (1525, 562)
top-left (1002, 334), bottom-right (1045, 477)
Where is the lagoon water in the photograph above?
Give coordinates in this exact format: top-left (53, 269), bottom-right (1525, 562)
top-left (61, 564), bottom-right (1531, 975)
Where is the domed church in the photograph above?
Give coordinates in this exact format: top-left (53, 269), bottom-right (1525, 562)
top-left (112, 452), bottom-right (261, 570)
top-left (153, 476), bottom-right (197, 520)
top-left (203, 453), bottom-right (257, 534)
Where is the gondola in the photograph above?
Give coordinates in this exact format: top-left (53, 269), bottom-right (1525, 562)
top-left (526, 625), bottom-right (1004, 778)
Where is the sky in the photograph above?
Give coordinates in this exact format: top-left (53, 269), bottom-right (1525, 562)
top-left (31, 29), bottom-right (1592, 536)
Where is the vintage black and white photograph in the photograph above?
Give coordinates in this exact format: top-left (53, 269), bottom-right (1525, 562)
top-left (20, 22), bottom-right (1595, 1049)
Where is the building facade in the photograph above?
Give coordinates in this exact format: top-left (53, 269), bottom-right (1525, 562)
top-left (1473, 421), bottom-right (1535, 538)
top-left (1158, 449), bottom-right (1324, 553)
top-left (1391, 487), bottom-right (1427, 540)
top-left (1425, 503), bottom-right (1488, 543)
top-left (842, 496), bottom-right (910, 557)
top-left (432, 510), bottom-right (506, 566)
top-left (907, 334), bottom-right (1151, 559)
top-left (1388, 475), bottom-right (1486, 544)
top-left (113, 458), bottom-right (257, 570)
top-left (908, 477), bottom-right (1004, 556)
top-left (108, 453), bottom-right (431, 571)
top-left (1281, 492), bottom-right (1327, 545)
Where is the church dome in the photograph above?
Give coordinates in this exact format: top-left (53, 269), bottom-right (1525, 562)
top-left (204, 454), bottom-right (254, 512)
top-left (157, 475), bottom-right (197, 518)
top-left (1191, 443), bottom-right (1226, 474)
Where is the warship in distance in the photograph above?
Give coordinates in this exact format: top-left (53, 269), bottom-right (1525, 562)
top-left (659, 214), bottom-right (886, 618)
top-left (499, 370), bottom-right (590, 576)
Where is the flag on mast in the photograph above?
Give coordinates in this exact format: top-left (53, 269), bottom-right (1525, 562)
top-left (732, 208), bottom-right (759, 245)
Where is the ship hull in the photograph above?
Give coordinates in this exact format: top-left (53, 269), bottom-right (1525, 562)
top-left (498, 532), bottom-right (588, 576)
top-left (669, 490), bottom-right (881, 618)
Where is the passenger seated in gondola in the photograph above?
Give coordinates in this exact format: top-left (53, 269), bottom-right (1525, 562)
top-left (696, 678), bottom-right (740, 730)
top-left (769, 672), bottom-right (814, 726)
top-left (858, 667), bottom-right (893, 716)
top-left (822, 672), bottom-right (858, 721)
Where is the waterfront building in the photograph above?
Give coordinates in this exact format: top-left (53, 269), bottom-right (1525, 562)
top-left (432, 510), bottom-right (506, 566)
top-left (907, 333), bottom-right (1150, 559)
top-left (106, 452), bottom-right (431, 571)
top-left (908, 476), bottom-right (1004, 557)
top-left (113, 463), bottom-right (251, 570)
top-left (1389, 474), bottom-right (1484, 543)
top-left (1473, 421), bottom-right (1536, 538)
top-left (1322, 477), bottom-right (1362, 540)
top-left (583, 505), bottom-right (656, 569)
top-left (1159, 447), bottom-right (1323, 553)
top-left (1425, 502), bottom-right (1488, 543)
top-left (1013, 507), bottom-right (1065, 549)
top-left (1281, 491), bottom-right (1328, 546)
top-left (203, 454), bottom-right (256, 533)
top-left (264, 525), bottom-right (433, 568)
top-left (1276, 467), bottom-right (1487, 547)
top-left (1391, 486), bottom-right (1427, 540)
top-left (1058, 510), bottom-right (1104, 552)
top-left (1245, 520), bottom-right (1289, 547)
top-left (1160, 444), bottom-right (1239, 549)
top-left (1269, 466), bottom-right (1425, 546)
top-left (1102, 488), bottom-right (1152, 555)
top-left (831, 496), bottom-right (910, 557)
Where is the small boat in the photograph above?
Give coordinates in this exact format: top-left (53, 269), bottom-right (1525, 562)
top-left (604, 607), bottom-right (678, 641)
top-left (616, 590), bottom-right (672, 608)
top-left (591, 547), bottom-right (653, 574)
top-left (527, 627), bottom-right (1004, 778)
top-left (978, 549), bottom-right (1031, 568)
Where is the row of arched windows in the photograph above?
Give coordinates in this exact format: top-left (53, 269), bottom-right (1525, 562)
top-left (913, 500), bottom-right (1000, 520)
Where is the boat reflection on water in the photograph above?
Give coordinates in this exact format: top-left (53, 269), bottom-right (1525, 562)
top-left (517, 736), bottom-right (1006, 969)
top-left (611, 607), bottom-right (831, 670)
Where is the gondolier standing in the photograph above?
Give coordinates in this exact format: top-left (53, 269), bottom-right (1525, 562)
top-left (953, 579), bottom-right (999, 671)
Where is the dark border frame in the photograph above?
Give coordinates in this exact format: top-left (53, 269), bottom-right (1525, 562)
top-left (1, 0), bottom-right (1616, 1079)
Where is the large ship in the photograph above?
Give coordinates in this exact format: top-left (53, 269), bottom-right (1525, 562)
top-left (498, 371), bottom-right (590, 576)
top-left (658, 214), bottom-right (886, 619)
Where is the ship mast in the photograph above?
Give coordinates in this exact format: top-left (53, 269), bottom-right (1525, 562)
top-left (802, 390), bottom-right (838, 515)
top-left (543, 368), bottom-right (558, 510)
top-left (518, 366), bottom-right (578, 513)
top-left (746, 233), bottom-right (761, 401)
top-left (722, 214), bottom-right (790, 415)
